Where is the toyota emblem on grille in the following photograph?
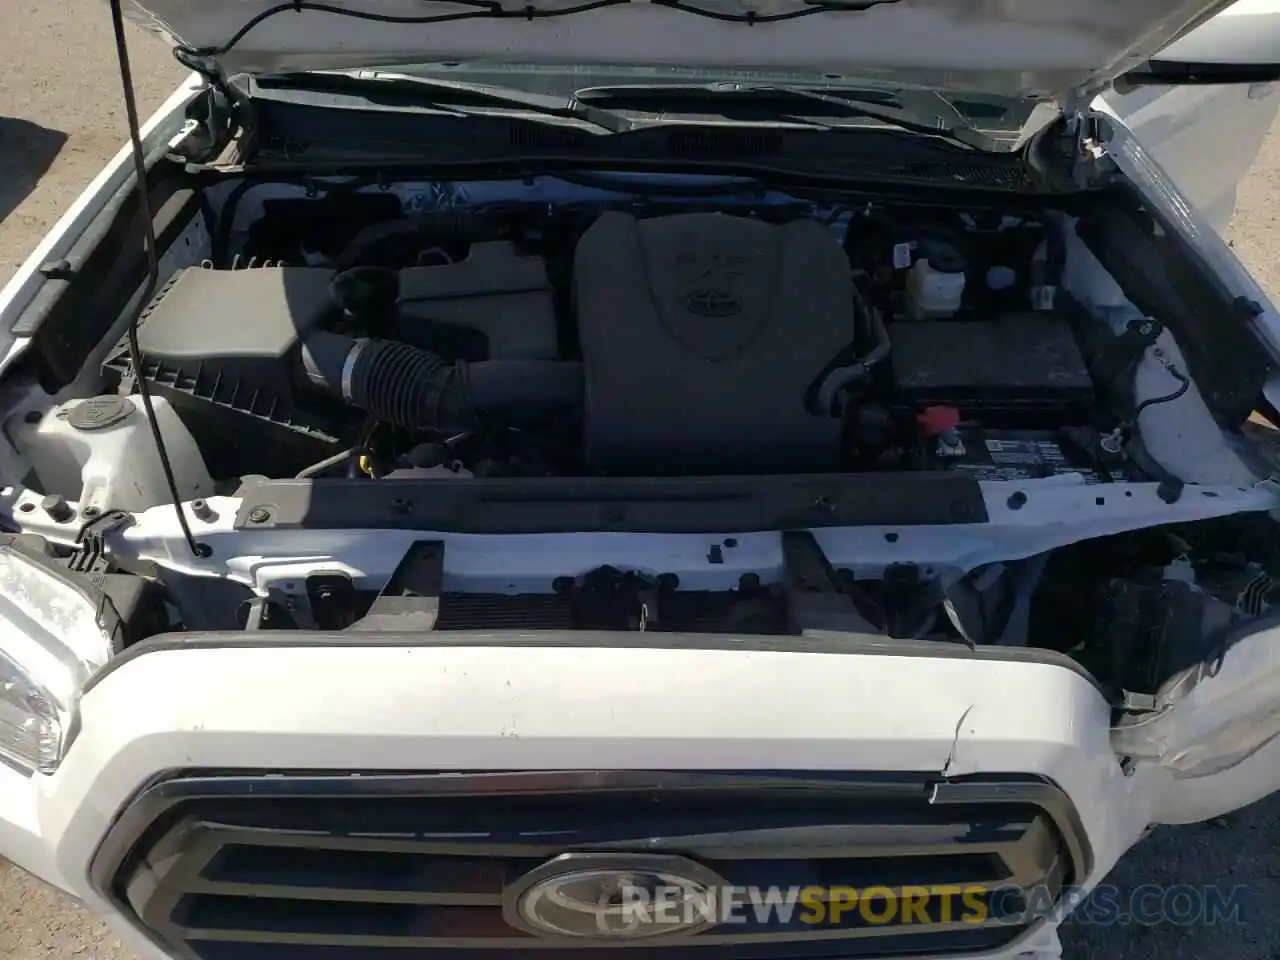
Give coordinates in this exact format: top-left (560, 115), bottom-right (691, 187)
top-left (504, 853), bottom-right (728, 941)
top-left (683, 289), bottom-right (741, 317)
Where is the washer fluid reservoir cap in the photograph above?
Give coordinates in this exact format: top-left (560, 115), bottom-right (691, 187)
top-left (928, 247), bottom-right (965, 274)
top-left (68, 396), bottom-right (132, 431)
top-left (986, 265), bottom-right (1017, 290)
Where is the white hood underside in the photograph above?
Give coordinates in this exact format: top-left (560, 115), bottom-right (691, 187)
top-left (124, 0), bottom-right (1235, 101)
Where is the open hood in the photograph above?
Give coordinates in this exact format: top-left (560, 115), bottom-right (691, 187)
top-left (122, 0), bottom-right (1240, 104)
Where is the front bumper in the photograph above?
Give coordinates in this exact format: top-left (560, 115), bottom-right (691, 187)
top-left (2, 635), bottom-right (1152, 959)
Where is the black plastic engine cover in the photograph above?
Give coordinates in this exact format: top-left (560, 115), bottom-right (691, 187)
top-left (574, 212), bottom-right (853, 474)
top-left (395, 242), bottom-right (559, 360)
top-left (102, 266), bottom-right (360, 480)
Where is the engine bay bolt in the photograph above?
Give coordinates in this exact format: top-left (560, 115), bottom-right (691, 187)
top-left (935, 427), bottom-right (966, 458)
top-left (1007, 491), bottom-right (1028, 510)
top-left (247, 506), bottom-right (271, 523)
top-left (1157, 478), bottom-right (1185, 504)
top-left (191, 499), bottom-right (216, 522)
top-left (1099, 428), bottom-right (1125, 455)
top-left (82, 505), bottom-right (101, 518)
top-left (40, 495), bottom-right (74, 523)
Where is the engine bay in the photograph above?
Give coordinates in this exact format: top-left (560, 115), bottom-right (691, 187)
top-left (3, 170), bottom-right (1279, 693)
top-left (31, 177), bottom-right (1159, 489)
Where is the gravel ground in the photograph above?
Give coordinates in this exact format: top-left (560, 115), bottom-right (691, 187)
top-left (2, 2), bottom-right (1280, 957)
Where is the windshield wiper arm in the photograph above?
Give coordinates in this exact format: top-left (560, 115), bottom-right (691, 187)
top-left (574, 82), bottom-right (988, 150)
top-left (264, 71), bottom-right (635, 134)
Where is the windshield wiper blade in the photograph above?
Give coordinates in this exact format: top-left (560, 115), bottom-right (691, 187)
top-left (574, 82), bottom-right (988, 150)
top-left (265, 71), bottom-right (635, 134)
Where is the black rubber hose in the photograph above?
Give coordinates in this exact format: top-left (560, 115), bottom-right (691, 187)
top-left (300, 330), bottom-right (583, 430)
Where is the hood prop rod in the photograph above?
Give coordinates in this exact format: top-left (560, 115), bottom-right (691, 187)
top-left (109, 0), bottom-right (207, 558)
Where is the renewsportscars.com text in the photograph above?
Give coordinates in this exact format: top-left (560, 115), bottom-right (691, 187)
top-left (614, 883), bottom-right (1248, 928)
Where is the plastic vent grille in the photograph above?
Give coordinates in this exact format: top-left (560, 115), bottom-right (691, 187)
top-left (435, 593), bottom-right (573, 630)
top-left (96, 772), bottom-right (1082, 959)
top-left (507, 125), bottom-right (586, 149)
top-left (900, 161), bottom-right (1032, 190)
top-left (431, 591), bottom-right (772, 632)
top-left (664, 129), bottom-right (784, 157)
top-left (103, 351), bottom-right (341, 443)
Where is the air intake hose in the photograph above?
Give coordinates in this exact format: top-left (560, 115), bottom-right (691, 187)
top-left (300, 330), bottom-right (583, 430)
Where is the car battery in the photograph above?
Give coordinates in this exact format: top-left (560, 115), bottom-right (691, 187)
top-left (929, 427), bottom-right (1128, 483)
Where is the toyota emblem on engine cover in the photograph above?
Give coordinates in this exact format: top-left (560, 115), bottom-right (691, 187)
top-left (683, 289), bottom-right (742, 317)
top-left (504, 853), bottom-right (728, 941)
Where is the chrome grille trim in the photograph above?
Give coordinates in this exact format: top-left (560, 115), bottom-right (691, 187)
top-left (91, 771), bottom-right (1090, 959)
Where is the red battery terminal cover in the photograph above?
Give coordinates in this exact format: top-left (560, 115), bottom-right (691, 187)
top-left (917, 405), bottom-right (962, 438)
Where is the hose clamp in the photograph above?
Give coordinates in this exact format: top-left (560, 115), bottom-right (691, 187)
top-left (341, 338), bottom-right (368, 402)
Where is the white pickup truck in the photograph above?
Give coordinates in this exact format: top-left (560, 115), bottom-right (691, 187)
top-left (4, 1), bottom-right (1280, 958)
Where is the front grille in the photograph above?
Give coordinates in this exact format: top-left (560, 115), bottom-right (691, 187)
top-left (432, 591), bottom-right (770, 632)
top-left (93, 771), bottom-right (1087, 959)
top-left (435, 593), bottom-right (574, 630)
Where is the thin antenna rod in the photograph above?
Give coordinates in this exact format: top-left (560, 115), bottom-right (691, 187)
top-left (109, 0), bottom-right (205, 557)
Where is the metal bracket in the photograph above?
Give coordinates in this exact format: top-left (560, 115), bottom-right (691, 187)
top-left (1118, 690), bottom-right (1162, 714)
top-left (1091, 315), bottom-right (1165, 388)
top-left (306, 573), bottom-right (358, 630)
top-left (782, 530), bottom-right (880, 634)
top-left (349, 540), bottom-right (444, 632)
top-left (68, 511), bottom-right (133, 575)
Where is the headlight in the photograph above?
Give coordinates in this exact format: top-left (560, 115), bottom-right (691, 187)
top-left (1164, 706), bottom-right (1280, 779)
top-left (0, 546), bottom-right (114, 774)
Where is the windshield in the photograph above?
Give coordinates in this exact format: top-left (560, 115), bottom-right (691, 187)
top-left (370, 62), bottom-right (1046, 149)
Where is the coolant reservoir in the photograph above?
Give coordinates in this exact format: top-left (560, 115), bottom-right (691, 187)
top-left (905, 253), bottom-right (966, 320)
top-left (10, 395), bottom-right (212, 514)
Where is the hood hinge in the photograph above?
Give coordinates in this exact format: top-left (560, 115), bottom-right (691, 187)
top-left (1066, 111), bottom-right (1113, 189)
top-left (1118, 690), bottom-right (1164, 714)
top-left (177, 84), bottom-right (237, 163)
top-left (171, 55), bottom-right (245, 163)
